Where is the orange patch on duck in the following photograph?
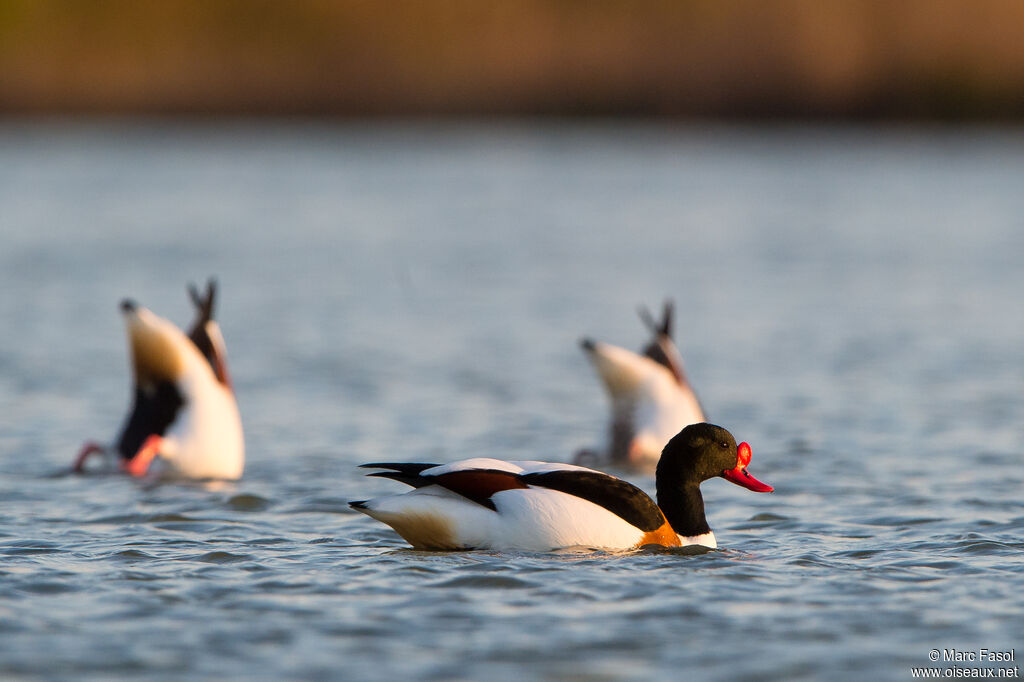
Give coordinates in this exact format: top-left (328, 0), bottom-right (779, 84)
top-left (635, 520), bottom-right (681, 548)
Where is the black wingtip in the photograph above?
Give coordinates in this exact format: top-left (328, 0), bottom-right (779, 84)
top-left (660, 299), bottom-right (674, 338)
top-left (120, 299), bottom-right (137, 313)
top-left (349, 500), bottom-right (369, 510)
top-left (358, 462), bottom-right (438, 472)
top-left (366, 471), bottom-right (434, 488)
top-left (188, 278), bottom-right (217, 320)
top-left (357, 463), bottom-right (439, 488)
top-left (637, 304), bottom-right (657, 334)
top-left (580, 337), bottom-right (597, 352)
top-left (638, 299), bottom-right (674, 338)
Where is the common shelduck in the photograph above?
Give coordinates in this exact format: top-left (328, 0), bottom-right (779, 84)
top-left (575, 301), bottom-right (706, 471)
top-left (73, 280), bottom-right (244, 480)
top-left (351, 423), bottom-right (771, 551)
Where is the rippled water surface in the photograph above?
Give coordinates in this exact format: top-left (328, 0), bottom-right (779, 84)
top-left (1, 122), bottom-right (1022, 680)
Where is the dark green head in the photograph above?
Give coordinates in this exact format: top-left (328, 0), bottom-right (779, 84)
top-left (657, 423), bottom-right (773, 492)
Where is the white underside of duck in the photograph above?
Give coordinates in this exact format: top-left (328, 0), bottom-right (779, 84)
top-left (359, 485), bottom-right (654, 551)
top-left (153, 369), bottom-right (244, 480)
top-left (679, 531), bottom-right (716, 548)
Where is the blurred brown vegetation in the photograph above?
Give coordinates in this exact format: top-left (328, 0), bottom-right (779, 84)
top-left (3, 0), bottom-right (1024, 118)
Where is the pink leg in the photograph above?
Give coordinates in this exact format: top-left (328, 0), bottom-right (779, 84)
top-left (73, 442), bottom-right (105, 473)
top-left (122, 435), bottom-right (162, 477)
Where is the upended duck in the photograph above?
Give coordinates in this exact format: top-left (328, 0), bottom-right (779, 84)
top-left (575, 300), bottom-right (706, 472)
top-left (73, 280), bottom-right (244, 480)
top-left (351, 423), bottom-right (771, 551)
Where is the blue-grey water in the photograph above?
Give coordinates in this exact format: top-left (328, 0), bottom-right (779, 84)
top-left (1, 121), bottom-right (1022, 681)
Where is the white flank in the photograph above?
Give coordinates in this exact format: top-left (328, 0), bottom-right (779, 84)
top-left (357, 484), bottom-right (648, 551)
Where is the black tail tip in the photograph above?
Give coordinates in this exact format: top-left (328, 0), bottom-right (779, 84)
top-left (580, 337), bottom-right (596, 352)
top-left (120, 299), bottom-right (137, 313)
top-left (349, 500), bottom-right (369, 510)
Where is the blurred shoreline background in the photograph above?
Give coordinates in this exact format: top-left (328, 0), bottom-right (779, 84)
top-left (3, 0), bottom-right (1024, 120)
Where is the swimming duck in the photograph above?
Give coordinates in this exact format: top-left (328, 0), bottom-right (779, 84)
top-left (351, 423), bottom-right (771, 551)
top-left (575, 301), bottom-right (705, 471)
top-left (73, 280), bottom-right (244, 480)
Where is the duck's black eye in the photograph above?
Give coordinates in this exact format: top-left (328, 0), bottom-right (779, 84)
top-left (719, 441), bottom-right (729, 449)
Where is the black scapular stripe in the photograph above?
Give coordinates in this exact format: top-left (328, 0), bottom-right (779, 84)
top-left (115, 381), bottom-right (185, 459)
top-left (642, 337), bottom-right (678, 379)
top-left (519, 470), bottom-right (665, 532)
